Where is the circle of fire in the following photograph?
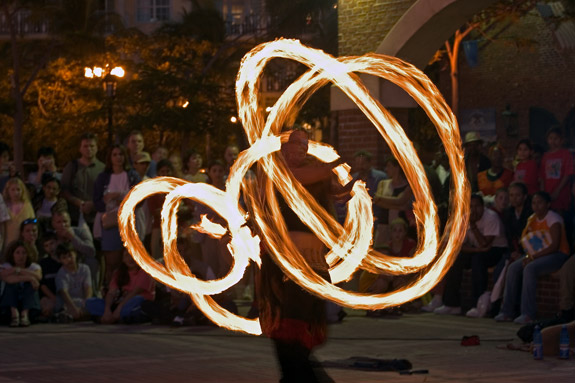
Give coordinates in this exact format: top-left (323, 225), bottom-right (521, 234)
top-left (119, 39), bottom-right (470, 335)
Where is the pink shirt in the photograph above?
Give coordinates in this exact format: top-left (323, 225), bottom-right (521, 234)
top-left (110, 268), bottom-right (155, 301)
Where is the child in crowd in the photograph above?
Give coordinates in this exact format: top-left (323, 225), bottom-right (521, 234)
top-left (492, 188), bottom-right (509, 219)
top-left (55, 243), bottom-right (92, 321)
top-left (513, 139), bottom-right (539, 195)
top-left (2, 177), bottom-right (34, 252)
top-left (85, 249), bottom-right (155, 324)
top-left (359, 218), bottom-right (415, 316)
top-left (0, 240), bottom-right (42, 327)
top-left (38, 233), bottom-right (61, 319)
top-left (34, 176), bottom-right (67, 234)
top-left (539, 127), bottom-right (573, 213)
top-left (19, 218), bottom-right (39, 262)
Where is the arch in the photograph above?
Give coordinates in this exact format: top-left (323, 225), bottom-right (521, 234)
top-left (376, 0), bottom-right (499, 68)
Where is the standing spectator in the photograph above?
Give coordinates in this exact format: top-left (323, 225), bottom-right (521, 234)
top-left (148, 159), bottom-right (173, 259)
top-left (0, 240), bottom-right (41, 327)
top-left (477, 144), bottom-right (514, 198)
top-left (38, 233), bottom-right (60, 319)
top-left (27, 147), bottom-right (61, 194)
top-left (2, 177), bottom-right (34, 252)
top-left (463, 131), bottom-right (491, 192)
top-left (51, 210), bottom-right (97, 290)
top-left (133, 152), bottom-right (152, 181)
top-left (373, 158), bottom-right (413, 247)
top-left (496, 191), bottom-right (570, 324)
top-left (169, 151), bottom-right (184, 179)
top-left (93, 145), bottom-right (140, 287)
top-left (513, 139), bottom-right (539, 195)
top-left (126, 130), bottom-right (156, 178)
top-left (539, 127), bottom-right (573, 213)
top-left (223, 145), bottom-right (239, 179)
top-left (85, 249), bottom-right (155, 324)
top-left (435, 194), bottom-right (508, 317)
top-left (152, 146), bottom-right (168, 164)
top-left (61, 133), bottom-right (105, 228)
top-left (183, 150), bottom-right (208, 183)
top-left (352, 150), bottom-right (387, 222)
top-left (0, 141), bottom-right (13, 193)
top-left (55, 243), bottom-right (92, 321)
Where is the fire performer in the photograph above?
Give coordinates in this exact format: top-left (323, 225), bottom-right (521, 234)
top-left (257, 129), bottom-right (341, 383)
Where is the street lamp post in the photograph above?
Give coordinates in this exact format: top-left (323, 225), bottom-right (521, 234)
top-left (85, 66), bottom-right (125, 147)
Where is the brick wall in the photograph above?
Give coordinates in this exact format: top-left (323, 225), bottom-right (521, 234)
top-left (338, 0), bottom-right (416, 56)
top-left (447, 11), bottom-right (575, 156)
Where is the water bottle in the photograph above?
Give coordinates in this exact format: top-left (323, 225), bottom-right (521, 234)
top-left (533, 325), bottom-right (543, 360)
top-left (559, 325), bottom-right (570, 359)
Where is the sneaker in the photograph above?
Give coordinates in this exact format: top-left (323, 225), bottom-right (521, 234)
top-left (513, 314), bottom-right (532, 325)
top-left (421, 295), bottom-right (443, 312)
top-left (466, 308), bottom-right (482, 318)
top-left (434, 305), bottom-right (461, 315)
top-left (20, 317), bottom-right (30, 327)
top-left (494, 313), bottom-right (513, 322)
top-left (10, 316), bottom-right (20, 327)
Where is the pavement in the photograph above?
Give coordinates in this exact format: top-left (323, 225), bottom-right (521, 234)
top-left (0, 309), bottom-right (573, 383)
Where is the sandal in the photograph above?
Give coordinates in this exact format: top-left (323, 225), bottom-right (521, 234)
top-left (10, 317), bottom-right (20, 327)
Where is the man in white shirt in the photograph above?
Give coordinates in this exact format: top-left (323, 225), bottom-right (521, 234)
top-left (435, 194), bottom-right (508, 316)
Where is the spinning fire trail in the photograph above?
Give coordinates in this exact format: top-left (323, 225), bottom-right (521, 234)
top-left (118, 39), bottom-right (471, 335)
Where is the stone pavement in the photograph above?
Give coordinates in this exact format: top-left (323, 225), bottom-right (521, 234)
top-left (0, 311), bottom-right (573, 382)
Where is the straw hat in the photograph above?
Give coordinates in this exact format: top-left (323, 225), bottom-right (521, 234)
top-left (463, 131), bottom-right (483, 145)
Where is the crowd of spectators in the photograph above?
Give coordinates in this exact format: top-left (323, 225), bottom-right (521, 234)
top-left (0, 126), bottom-right (574, 344)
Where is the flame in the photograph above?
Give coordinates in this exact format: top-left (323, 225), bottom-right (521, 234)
top-left (119, 39), bottom-right (470, 334)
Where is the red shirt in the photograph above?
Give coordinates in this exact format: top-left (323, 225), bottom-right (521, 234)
top-left (539, 149), bottom-right (574, 211)
top-left (514, 160), bottom-right (539, 195)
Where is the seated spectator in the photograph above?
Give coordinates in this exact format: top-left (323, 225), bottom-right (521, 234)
top-left (435, 194), bottom-right (508, 317)
top-left (503, 183), bottom-right (533, 262)
top-left (55, 243), bottom-right (92, 322)
top-left (38, 233), bottom-right (60, 319)
top-left (539, 127), bottom-right (573, 214)
top-left (34, 175), bottom-right (67, 234)
top-left (359, 218), bottom-right (415, 317)
top-left (558, 255), bottom-right (575, 323)
top-left (183, 150), bottom-right (208, 183)
top-left (51, 210), bottom-right (98, 291)
top-left (0, 141), bottom-right (13, 193)
top-left (513, 139), bottom-right (539, 195)
top-left (495, 191), bottom-right (570, 324)
top-left (19, 218), bottom-right (40, 262)
top-left (492, 187), bottom-right (509, 219)
top-left (27, 146), bottom-right (62, 195)
top-left (2, 177), bottom-right (34, 252)
top-left (85, 249), bottom-right (155, 324)
top-left (0, 240), bottom-right (42, 327)
top-left (374, 158), bottom-right (414, 247)
top-left (0, 194), bottom-right (9, 253)
top-left (477, 144), bottom-right (514, 198)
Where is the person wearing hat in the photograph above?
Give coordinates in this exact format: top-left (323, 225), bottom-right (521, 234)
top-left (133, 152), bottom-right (152, 181)
top-left (463, 131), bottom-right (491, 192)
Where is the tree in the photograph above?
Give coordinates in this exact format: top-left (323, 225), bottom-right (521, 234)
top-left (439, 0), bottom-right (537, 116)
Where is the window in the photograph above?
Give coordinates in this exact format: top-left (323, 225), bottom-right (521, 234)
top-left (137, 0), bottom-right (170, 22)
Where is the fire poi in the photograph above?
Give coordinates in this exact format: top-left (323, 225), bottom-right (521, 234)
top-left (118, 39), bottom-right (471, 335)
